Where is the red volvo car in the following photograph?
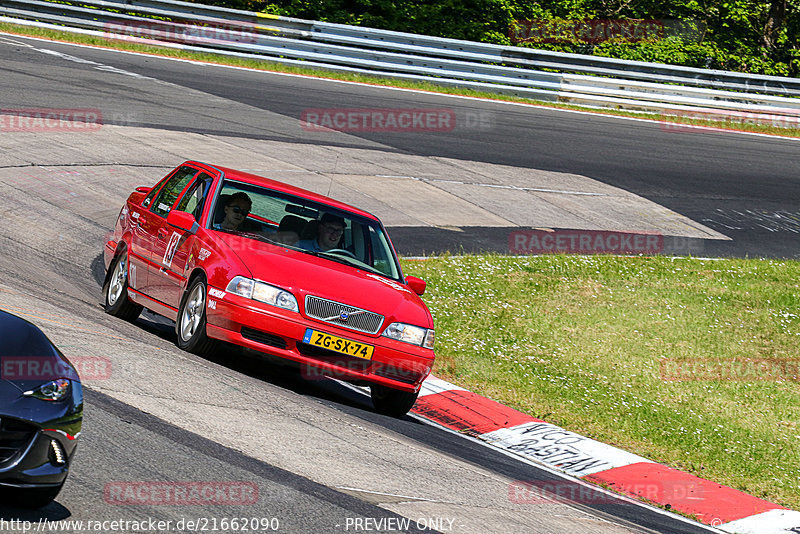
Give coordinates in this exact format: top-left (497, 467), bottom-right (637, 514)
top-left (103, 161), bottom-right (434, 416)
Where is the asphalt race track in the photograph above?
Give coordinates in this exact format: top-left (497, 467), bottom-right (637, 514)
top-left (1, 34), bottom-right (797, 257)
top-left (0, 31), bottom-right (791, 533)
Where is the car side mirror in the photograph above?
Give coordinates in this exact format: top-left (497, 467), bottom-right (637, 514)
top-left (406, 276), bottom-right (426, 296)
top-left (135, 186), bottom-right (151, 194)
top-left (167, 210), bottom-right (199, 234)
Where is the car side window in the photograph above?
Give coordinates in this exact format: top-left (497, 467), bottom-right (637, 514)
top-left (368, 226), bottom-right (397, 277)
top-left (176, 173), bottom-right (213, 221)
top-left (142, 176), bottom-right (170, 209)
top-left (150, 166), bottom-right (198, 218)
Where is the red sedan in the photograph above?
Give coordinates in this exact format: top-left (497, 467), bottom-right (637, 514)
top-left (103, 161), bottom-right (434, 416)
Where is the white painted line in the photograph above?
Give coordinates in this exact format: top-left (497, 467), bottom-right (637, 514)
top-left (444, 181), bottom-right (606, 196)
top-left (424, 179), bottom-right (464, 184)
top-left (719, 509), bottom-right (800, 533)
top-left (381, 174), bottom-right (607, 196)
top-left (482, 422), bottom-right (653, 477)
top-left (336, 486), bottom-right (435, 503)
top-left (402, 410), bottom-right (720, 533)
top-left (417, 375), bottom-right (466, 397)
top-left (335, 378), bottom-right (719, 532)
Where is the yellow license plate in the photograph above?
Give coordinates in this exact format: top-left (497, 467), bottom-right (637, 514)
top-left (303, 328), bottom-right (374, 360)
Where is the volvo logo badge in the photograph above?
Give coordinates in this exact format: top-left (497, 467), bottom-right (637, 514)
top-left (339, 310), bottom-right (349, 322)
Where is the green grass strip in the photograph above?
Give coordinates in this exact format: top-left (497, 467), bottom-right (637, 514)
top-left (401, 254), bottom-right (800, 509)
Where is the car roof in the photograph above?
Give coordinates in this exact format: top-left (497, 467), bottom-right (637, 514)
top-left (191, 161), bottom-right (380, 222)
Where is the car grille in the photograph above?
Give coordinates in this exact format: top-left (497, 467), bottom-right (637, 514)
top-left (0, 418), bottom-right (37, 467)
top-left (304, 296), bottom-right (384, 334)
top-left (241, 327), bottom-right (288, 350)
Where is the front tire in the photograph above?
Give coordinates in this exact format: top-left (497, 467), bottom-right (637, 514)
top-left (176, 277), bottom-right (216, 356)
top-left (370, 384), bottom-right (419, 417)
top-left (103, 251), bottom-right (142, 321)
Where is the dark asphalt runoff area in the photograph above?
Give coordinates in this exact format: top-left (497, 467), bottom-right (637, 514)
top-left (0, 388), bottom-right (437, 534)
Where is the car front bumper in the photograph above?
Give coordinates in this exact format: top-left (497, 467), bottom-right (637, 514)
top-left (0, 421), bottom-right (79, 488)
top-left (206, 290), bottom-right (434, 392)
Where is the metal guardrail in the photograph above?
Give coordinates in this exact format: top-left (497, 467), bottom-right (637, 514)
top-left (2, 0), bottom-right (799, 119)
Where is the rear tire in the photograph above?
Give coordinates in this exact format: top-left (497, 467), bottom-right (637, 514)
top-left (370, 384), bottom-right (419, 417)
top-left (176, 276), bottom-right (216, 356)
top-left (103, 251), bottom-right (143, 321)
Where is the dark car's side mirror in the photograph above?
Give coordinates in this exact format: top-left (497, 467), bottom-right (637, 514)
top-left (167, 210), bottom-right (199, 234)
top-left (406, 276), bottom-right (426, 296)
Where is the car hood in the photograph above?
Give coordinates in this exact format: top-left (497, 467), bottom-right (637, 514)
top-left (0, 378), bottom-right (24, 398)
top-left (0, 379), bottom-right (42, 421)
top-left (216, 234), bottom-right (432, 328)
top-left (0, 377), bottom-right (83, 425)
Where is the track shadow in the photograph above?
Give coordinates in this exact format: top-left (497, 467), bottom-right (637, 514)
top-left (388, 225), bottom-right (715, 257)
top-left (0, 498), bottom-right (71, 521)
top-left (89, 253), bottom-right (397, 420)
top-left (89, 254), bottom-right (106, 288)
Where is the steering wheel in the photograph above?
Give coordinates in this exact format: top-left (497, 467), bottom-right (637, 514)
top-left (324, 248), bottom-right (358, 259)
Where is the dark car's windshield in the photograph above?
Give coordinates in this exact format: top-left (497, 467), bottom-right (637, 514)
top-left (209, 180), bottom-right (402, 280)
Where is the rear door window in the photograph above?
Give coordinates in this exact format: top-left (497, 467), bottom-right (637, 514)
top-left (150, 166), bottom-right (198, 218)
top-left (176, 173), bottom-right (214, 221)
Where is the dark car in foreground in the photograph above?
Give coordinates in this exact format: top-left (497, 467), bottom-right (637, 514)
top-left (0, 310), bottom-right (83, 508)
top-left (103, 161), bottom-right (435, 416)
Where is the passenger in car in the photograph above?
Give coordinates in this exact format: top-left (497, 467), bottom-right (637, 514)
top-left (298, 213), bottom-right (346, 252)
top-left (214, 192), bottom-right (252, 231)
top-left (274, 214), bottom-right (304, 246)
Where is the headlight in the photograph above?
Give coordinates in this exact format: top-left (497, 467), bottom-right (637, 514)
top-left (382, 322), bottom-right (434, 349)
top-left (253, 281), bottom-right (299, 312)
top-left (226, 276), bottom-right (298, 312)
top-left (423, 329), bottom-right (435, 350)
top-left (227, 276), bottom-right (255, 298)
top-left (24, 379), bottom-right (71, 401)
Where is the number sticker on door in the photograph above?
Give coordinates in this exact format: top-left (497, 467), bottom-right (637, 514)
top-left (163, 232), bottom-right (181, 267)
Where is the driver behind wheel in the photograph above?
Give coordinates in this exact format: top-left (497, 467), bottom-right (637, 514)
top-left (298, 213), bottom-right (346, 252)
top-left (214, 192), bottom-right (253, 231)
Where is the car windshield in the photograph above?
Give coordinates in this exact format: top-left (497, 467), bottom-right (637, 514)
top-left (209, 179), bottom-right (402, 280)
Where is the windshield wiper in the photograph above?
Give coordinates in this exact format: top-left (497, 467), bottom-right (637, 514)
top-left (316, 251), bottom-right (384, 275)
top-left (231, 231), bottom-right (294, 248)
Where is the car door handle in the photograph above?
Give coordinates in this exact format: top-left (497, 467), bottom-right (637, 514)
top-left (158, 228), bottom-right (169, 239)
